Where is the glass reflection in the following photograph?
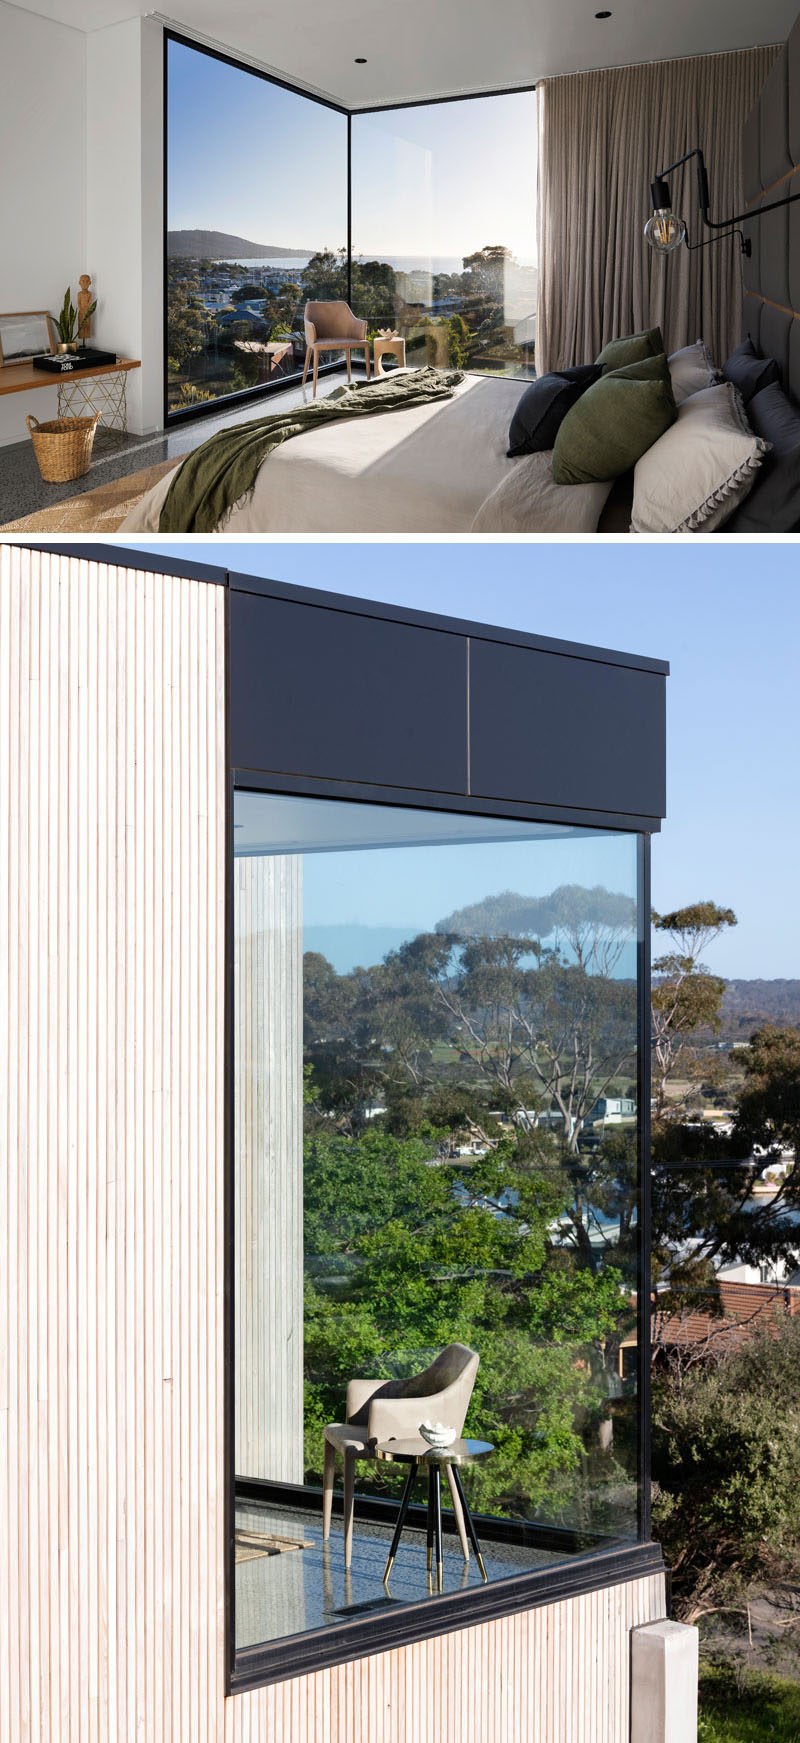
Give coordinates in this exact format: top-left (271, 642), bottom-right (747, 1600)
top-left (233, 795), bottom-right (640, 1650)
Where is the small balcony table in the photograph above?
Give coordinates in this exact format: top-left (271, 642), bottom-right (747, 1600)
top-left (372, 336), bottom-right (407, 376)
top-left (374, 1436), bottom-right (493, 1591)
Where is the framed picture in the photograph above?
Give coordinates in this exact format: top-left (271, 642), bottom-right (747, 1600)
top-left (0, 311), bottom-right (56, 367)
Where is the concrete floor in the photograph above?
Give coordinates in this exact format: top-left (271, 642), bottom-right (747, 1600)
top-left (0, 368), bottom-right (354, 524)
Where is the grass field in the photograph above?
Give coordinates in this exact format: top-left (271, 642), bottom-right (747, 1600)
top-left (699, 1667), bottom-right (800, 1740)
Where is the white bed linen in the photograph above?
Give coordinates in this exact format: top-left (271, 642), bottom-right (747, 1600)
top-left (121, 373), bottom-right (578, 535)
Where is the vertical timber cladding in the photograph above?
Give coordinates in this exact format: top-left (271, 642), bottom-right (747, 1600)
top-left (234, 851), bottom-right (304, 1483)
top-left (0, 543), bottom-right (666, 1743)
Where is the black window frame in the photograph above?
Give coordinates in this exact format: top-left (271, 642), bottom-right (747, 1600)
top-left (162, 27), bottom-right (540, 428)
top-left (225, 777), bottom-right (657, 1694)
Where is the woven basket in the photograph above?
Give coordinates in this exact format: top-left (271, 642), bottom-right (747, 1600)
top-left (27, 412), bottom-right (100, 484)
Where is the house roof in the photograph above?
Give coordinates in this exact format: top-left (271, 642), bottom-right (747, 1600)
top-left (641, 1281), bottom-right (800, 1355)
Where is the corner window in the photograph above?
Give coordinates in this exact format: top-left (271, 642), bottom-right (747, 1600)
top-left (231, 791), bottom-right (644, 1673)
top-left (165, 36), bottom-right (348, 417)
top-left (351, 95), bottom-right (538, 379)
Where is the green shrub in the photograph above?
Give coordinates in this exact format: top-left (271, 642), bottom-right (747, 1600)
top-left (698, 1664), bottom-right (800, 1741)
top-left (652, 1321), bottom-right (800, 1607)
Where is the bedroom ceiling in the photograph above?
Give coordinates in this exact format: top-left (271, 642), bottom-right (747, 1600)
top-left (10, 0), bottom-right (799, 106)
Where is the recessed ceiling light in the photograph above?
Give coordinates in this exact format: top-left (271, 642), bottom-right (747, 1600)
top-left (354, 57), bottom-right (367, 63)
top-left (595, 9), bottom-right (612, 15)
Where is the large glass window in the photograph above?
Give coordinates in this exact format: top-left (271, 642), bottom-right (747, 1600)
top-left (351, 95), bottom-right (538, 377)
top-left (166, 42), bottom-right (539, 419)
top-left (232, 793), bottom-right (643, 1661)
top-left (166, 37), bottom-right (348, 415)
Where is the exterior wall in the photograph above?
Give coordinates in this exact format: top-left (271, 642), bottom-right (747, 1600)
top-left (0, 544), bottom-right (666, 1743)
top-left (234, 852), bottom-right (304, 1482)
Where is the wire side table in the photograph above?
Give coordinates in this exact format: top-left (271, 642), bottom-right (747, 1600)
top-left (56, 360), bottom-right (141, 433)
top-left (374, 1437), bottom-right (493, 1592)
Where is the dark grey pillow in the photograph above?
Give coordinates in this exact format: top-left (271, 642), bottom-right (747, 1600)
top-left (722, 337), bottom-right (781, 407)
top-left (507, 365), bottom-right (600, 457)
top-left (726, 381), bottom-right (800, 531)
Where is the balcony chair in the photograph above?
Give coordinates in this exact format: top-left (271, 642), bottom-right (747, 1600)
top-left (302, 301), bottom-right (371, 397)
top-left (322, 1342), bottom-right (479, 1568)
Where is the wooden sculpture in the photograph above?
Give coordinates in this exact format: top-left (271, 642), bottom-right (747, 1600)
top-left (77, 275), bottom-right (93, 342)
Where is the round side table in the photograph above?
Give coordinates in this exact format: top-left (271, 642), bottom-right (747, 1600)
top-left (374, 1437), bottom-right (493, 1591)
top-left (373, 336), bottom-right (407, 376)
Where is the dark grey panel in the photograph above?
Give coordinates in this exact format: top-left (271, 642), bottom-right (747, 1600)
top-left (760, 301), bottom-right (792, 384)
top-left (742, 34), bottom-right (800, 408)
top-left (742, 206), bottom-right (761, 295)
top-left (468, 640), bottom-right (666, 821)
top-left (742, 106), bottom-right (762, 202)
top-left (229, 571), bottom-right (668, 671)
top-left (742, 291), bottom-right (762, 350)
top-left (790, 198), bottom-right (800, 311)
top-left (790, 317), bottom-right (800, 408)
top-left (789, 11), bottom-right (800, 164)
top-left (760, 48), bottom-right (792, 188)
top-left (229, 591), bottom-right (468, 792)
top-left (759, 200), bottom-right (790, 307)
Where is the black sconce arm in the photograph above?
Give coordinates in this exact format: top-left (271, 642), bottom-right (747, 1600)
top-left (653, 145), bottom-right (800, 248)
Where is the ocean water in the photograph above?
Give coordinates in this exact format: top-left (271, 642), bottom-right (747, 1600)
top-left (218, 254), bottom-right (536, 275)
top-left (225, 255), bottom-right (465, 274)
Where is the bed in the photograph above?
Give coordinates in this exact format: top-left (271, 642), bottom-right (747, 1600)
top-left (121, 372), bottom-right (611, 536)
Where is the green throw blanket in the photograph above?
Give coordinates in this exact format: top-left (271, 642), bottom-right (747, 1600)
top-left (158, 367), bottom-right (464, 533)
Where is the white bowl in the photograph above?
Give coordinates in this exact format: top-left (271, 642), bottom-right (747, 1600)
top-left (419, 1421), bottom-right (457, 1449)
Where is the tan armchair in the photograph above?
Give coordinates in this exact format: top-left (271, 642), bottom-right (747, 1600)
top-left (302, 300), bottom-right (371, 396)
top-left (322, 1343), bottom-right (479, 1567)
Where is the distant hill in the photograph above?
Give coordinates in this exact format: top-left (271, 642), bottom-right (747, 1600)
top-left (720, 980), bottom-right (800, 1037)
top-left (167, 229), bottom-right (310, 260)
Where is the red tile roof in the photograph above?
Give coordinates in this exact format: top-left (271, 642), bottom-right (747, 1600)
top-left (652, 1280), bottom-right (800, 1352)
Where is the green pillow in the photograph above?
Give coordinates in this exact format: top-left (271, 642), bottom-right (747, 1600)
top-left (552, 354), bottom-right (677, 485)
top-left (596, 326), bottom-right (664, 373)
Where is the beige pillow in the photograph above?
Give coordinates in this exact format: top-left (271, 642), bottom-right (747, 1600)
top-left (631, 382), bottom-right (771, 533)
top-left (471, 450), bottom-right (612, 532)
top-left (668, 340), bottom-right (719, 406)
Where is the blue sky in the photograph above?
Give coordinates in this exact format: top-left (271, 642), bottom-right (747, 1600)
top-left (168, 39), bottom-right (536, 261)
top-left (133, 538), bottom-right (798, 979)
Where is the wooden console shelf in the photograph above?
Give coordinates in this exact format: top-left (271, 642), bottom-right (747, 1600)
top-left (0, 358), bottom-right (141, 433)
top-left (0, 357), bottom-right (140, 396)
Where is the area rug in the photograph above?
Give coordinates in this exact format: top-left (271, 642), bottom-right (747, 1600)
top-left (0, 455), bottom-right (181, 534)
top-left (234, 1529), bottom-right (315, 1564)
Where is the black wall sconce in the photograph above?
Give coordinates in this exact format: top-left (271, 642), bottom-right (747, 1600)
top-left (644, 145), bottom-right (800, 257)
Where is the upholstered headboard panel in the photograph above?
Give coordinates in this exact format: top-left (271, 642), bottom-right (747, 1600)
top-left (741, 10), bottom-right (800, 403)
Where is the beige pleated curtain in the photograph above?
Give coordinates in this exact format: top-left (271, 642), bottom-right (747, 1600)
top-left (536, 46), bottom-right (778, 374)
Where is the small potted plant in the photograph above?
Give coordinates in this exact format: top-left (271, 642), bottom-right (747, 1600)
top-left (54, 285), bottom-right (97, 354)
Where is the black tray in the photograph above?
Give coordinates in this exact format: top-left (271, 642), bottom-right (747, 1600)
top-left (32, 348), bottom-right (118, 373)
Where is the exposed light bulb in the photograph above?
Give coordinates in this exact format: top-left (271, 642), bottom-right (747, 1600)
top-left (644, 208), bottom-right (687, 254)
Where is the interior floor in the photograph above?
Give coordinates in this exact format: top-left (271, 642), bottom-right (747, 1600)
top-left (0, 367), bottom-right (357, 524)
top-left (234, 1497), bottom-right (567, 1651)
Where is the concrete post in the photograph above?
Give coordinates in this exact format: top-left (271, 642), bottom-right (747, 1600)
top-left (630, 1619), bottom-right (699, 1743)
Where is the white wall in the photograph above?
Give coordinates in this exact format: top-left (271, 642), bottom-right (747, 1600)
top-left (0, 3), bottom-right (86, 445)
top-left (0, 6), bottom-right (163, 450)
top-left (86, 16), bottom-right (163, 434)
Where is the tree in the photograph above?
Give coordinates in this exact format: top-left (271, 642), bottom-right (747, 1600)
top-left (736, 1024), bottom-right (800, 1158)
top-left (303, 1124), bottom-right (631, 1523)
top-left (651, 901), bottom-right (737, 1116)
top-left (230, 283), bottom-right (266, 303)
top-left (652, 1319), bottom-right (800, 1619)
top-left (301, 247), bottom-right (349, 302)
